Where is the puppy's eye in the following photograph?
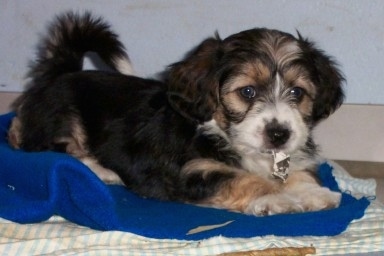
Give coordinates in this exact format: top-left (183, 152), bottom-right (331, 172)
top-left (290, 87), bottom-right (305, 102)
top-left (240, 86), bottom-right (256, 99)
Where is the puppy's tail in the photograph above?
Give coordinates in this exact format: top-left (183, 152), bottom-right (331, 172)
top-left (29, 11), bottom-right (134, 81)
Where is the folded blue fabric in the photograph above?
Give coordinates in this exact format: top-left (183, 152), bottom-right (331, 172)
top-left (0, 112), bottom-right (370, 240)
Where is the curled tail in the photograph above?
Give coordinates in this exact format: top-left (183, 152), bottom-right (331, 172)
top-left (29, 11), bottom-right (133, 81)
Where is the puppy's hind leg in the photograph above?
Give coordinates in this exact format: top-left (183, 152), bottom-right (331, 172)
top-left (80, 156), bottom-right (124, 185)
top-left (7, 117), bottom-right (22, 149)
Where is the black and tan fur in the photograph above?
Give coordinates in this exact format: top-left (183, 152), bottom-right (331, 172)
top-left (9, 12), bottom-right (344, 215)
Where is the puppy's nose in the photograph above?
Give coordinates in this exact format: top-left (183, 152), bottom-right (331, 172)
top-left (265, 125), bottom-right (290, 147)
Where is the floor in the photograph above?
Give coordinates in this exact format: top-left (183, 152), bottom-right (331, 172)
top-left (336, 160), bottom-right (384, 203)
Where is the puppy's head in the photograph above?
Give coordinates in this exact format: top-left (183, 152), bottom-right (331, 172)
top-left (167, 28), bottom-right (344, 155)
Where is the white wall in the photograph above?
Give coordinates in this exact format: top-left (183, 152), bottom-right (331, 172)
top-left (1, 0), bottom-right (384, 104)
top-left (314, 104), bottom-right (384, 162)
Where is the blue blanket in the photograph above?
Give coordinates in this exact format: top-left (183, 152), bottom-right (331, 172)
top-left (0, 112), bottom-right (370, 240)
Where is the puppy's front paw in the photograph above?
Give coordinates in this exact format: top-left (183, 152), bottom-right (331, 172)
top-left (244, 187), bottom-right (341, 216)
top-left (298, 187), bottom-right (342, 212)
top-left (245, 194), bottom-right (304, 216)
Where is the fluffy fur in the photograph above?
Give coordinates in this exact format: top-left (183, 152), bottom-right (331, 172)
top-left (9, 12), bottom-right (344, 216)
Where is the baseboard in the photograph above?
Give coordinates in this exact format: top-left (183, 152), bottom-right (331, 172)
top-left (335, 160), bottom-right (384, 178)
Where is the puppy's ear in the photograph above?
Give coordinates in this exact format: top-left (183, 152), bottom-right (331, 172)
top-left (299, 35), bottom-right (345, 124)
top-left (167, 37), bottom-right (222, 123)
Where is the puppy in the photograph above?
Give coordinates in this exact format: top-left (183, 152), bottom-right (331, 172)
top-left (9, 12), bottom-right (344, 216)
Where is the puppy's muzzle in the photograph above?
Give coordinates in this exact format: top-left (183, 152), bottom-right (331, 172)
top-left (265, 122), bottom-right (291, 148)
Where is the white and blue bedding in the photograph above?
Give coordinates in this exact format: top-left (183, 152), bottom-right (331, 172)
top-left (0, 112), bottom-right (383, 255)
